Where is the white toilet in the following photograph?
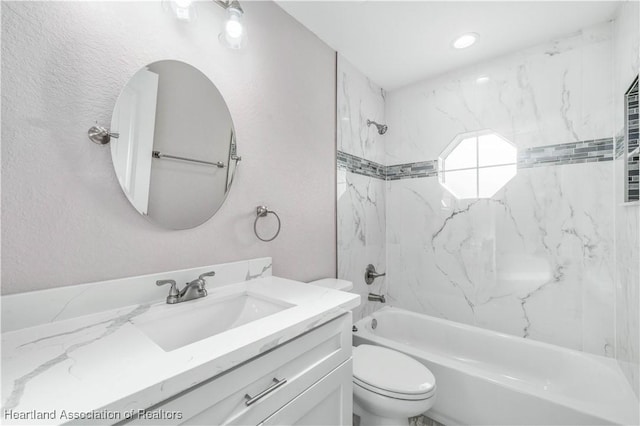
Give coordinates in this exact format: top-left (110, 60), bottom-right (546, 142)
top-left (308, 279), bottom-right (437, 425)
top-left (352, 344), bottom-right (436, 425)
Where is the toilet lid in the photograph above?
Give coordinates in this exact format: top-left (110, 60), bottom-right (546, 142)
top-left (353, 345), bottom-right (436, 396)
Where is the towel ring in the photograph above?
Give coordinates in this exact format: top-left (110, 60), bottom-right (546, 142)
top-left (254, 206), bottom-right (281, 242)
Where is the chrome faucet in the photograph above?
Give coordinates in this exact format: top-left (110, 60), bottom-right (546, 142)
top-left (368, 293), bottom-right (386, 303)
top-left (157, 271), bottom-right (216, 304)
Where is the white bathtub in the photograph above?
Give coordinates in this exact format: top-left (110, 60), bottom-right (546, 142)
top-left (353, 307), bottom-right (639, 426)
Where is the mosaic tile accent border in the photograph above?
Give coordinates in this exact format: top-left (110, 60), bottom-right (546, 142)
top-left (338, 137), bottom-right (616, 181)
top-left (386, 160), bottom-right (438, 180)
top-left (518, 138), bottom-right (614, 169)
top-left (337, 150), bottom-right (385, 180)
top-left (627, 81), bottom-right (639, 201)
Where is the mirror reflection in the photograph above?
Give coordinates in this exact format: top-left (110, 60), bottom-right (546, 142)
top-left (110, 60), bottom-right (237, 229)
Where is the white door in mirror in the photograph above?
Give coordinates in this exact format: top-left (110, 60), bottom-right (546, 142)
top-left (111, 69), bottom-right (158, 215)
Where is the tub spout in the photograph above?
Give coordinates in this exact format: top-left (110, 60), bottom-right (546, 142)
top-left (368, 293), bottom-right (386, 303)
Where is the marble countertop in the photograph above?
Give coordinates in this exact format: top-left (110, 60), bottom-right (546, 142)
top-left (2, 277), bottom-right (360, 425)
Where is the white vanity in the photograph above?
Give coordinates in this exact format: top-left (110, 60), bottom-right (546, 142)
top-left (1, 258), bottom-right (359, 425)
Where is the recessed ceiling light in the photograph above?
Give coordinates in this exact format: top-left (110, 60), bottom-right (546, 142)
top-left (476, 75), bottom-right (490, 84)
top-left (452, 33), bottom-right (479, 49)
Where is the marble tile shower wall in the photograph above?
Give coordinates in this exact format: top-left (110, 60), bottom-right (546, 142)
top-left (383, 23), bottom-right (616, 356)
top-left (386, 163), bottom-right (614, 355)
top-left (337, 55), bottom-right (388, 321)
top-left (614, 0), bottom-right (640, 397)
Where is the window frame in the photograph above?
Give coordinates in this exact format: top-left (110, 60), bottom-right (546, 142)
top-left (438, 129), bottom-right (517, 199)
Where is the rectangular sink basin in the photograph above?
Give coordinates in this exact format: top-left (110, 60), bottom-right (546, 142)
top-left (133, 292), bottom-right (294, 351)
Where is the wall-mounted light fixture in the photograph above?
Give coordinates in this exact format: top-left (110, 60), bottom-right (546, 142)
top-left (168, 0), bottom-right (197, 22)
top-left (215, 0), bottom-right (246, 49)
top-left (165, 0), bottom-right (247, 49)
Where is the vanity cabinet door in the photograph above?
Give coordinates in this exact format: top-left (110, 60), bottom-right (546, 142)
top-left (258, 360), bottom-right (352, 426)
top-left (126, 313), bottom-right (351, 425)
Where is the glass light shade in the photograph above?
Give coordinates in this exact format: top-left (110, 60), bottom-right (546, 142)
top-left (170, 0), bottom-right (195, 22)
top-left (219, 7), bottom-right (246, 49)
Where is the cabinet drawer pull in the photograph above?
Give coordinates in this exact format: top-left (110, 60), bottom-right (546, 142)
top-left (244, 378), bottom-right (287, 406)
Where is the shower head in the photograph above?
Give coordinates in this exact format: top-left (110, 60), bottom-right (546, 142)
top-left (367, 119), bottom-right (388, 135)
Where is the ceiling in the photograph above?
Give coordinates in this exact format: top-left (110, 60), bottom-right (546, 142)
top-left (275, 1), bottom-right (621, 91)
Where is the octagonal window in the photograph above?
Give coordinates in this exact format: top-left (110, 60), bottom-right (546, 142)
top-left (438, 130), bottom-right (517, 199)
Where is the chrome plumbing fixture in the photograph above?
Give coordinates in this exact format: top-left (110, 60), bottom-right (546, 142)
top-left (368, 293), bottom-right (386, 303)
top-left (364, 264), bottom-right (386, 285)
top-left (87, 125), bottom-right (119, 145)
top-left (152, 150), bottom-right (226, 168)
top-left (366, 119), bottom-right (388, 135)
top-left (156, 271), bottom-right (216, 304)
top-left (254, 205), bottom-right (281, 242)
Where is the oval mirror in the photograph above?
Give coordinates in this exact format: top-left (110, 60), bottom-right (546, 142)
top-left (110, 60), bottom-right (238, 229)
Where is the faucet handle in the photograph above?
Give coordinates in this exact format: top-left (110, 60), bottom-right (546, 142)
top-left (364, 264), bottom-right (386, 285)
top-left (157, 279), bottom-right (179, 304)
top-left (198, 271), bottom-right (216, 281)
top-left (157, 279), bottom-right (177, 288)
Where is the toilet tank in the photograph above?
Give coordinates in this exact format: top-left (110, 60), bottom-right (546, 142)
top-left (307, 278), bottom-right (353, 292)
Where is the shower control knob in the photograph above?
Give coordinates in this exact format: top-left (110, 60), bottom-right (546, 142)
top-left (364, 264), bottom-right (386, 285)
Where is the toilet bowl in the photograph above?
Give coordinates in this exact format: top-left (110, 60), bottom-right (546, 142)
top-left (352, 344), bottom-right (436, 425)
top-left (307, 279), bottom-right (437, 425)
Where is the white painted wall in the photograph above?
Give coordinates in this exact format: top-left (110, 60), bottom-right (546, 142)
top-left (1, 1), bottom-right (337, 294)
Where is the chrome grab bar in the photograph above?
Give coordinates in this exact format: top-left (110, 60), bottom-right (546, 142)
top-left (152, 151), bottom-right (225, 168)
top-left (244, 378), bottom-right (287, 406)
